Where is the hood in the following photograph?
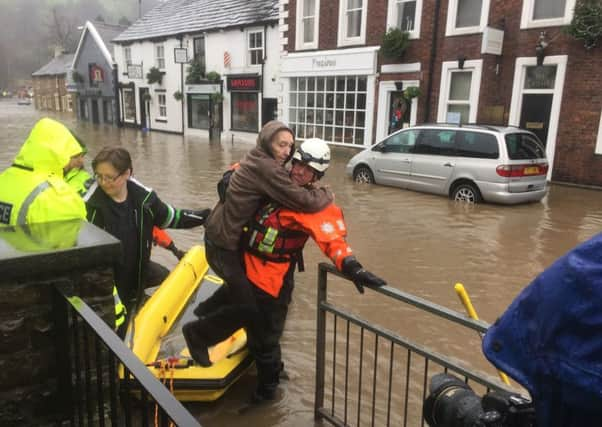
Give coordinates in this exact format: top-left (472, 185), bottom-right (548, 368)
top-left (256, 120), bottom-right (294, 157)
top-left (482, 232), bottom-right (602, 421)
top-left (13, 118), bottom-right (84, 176)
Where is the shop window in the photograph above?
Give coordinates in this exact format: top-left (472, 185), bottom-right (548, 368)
top-left (437, 60), bottom-right (482, 124)
top-left (386, 0), bottom-right (422, 39)
top-left (248, 30), bottom-right (263, 65)
top-left (289, 75), bottom-right (367, 145)
top-left (338, 0), bottom-right (367, 46)
top-left (155, 44), bottom-right (165, 70)
top-left (296, 0), bottom-right (320, 49)
top-left (193, 36), bottom-right (206, 74)
top-left (231, 92), bottom-right (259, 132)
top-left (445, 0), bottom-right (490, 36)
top-left (157, 93), bottom-right (167, 118)
top-left (122, 88), bottom-right (135, 122)
top-left (521, 0), bottom-right (575, 28)
top-left (188, 94), bottom-right (210, 129)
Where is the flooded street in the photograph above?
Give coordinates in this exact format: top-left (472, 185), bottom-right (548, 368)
top-left (2, 100), bottom-right (602, 426)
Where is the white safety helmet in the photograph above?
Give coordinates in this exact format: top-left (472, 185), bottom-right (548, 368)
top-left (292, 138), bottom-right (330, 175)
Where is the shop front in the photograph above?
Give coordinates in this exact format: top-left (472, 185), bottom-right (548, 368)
top-left (186, 82), bottom-right (222, 135)
top-left (280, 47), bottom-right (378, 146)
top-left (227, 75), bottom-right (261, 133)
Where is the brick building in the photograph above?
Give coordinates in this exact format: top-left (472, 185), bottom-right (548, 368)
top-left (278, 0), bottom-right (602, 186)
top-left (31, 52), bottom-right (75, 115)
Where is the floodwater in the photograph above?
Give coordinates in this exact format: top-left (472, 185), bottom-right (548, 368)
top-left (2, 99), bottom-right (601, 426)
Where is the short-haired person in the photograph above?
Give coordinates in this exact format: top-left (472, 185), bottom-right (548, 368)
top-left (84, 147), bottom-right (211, 332)
top-left (184, 121), bottom-right (334, 366)
top-left (186, 139), bottom-right (386, 403)
top-left (0, 117), bottom-right (86, 226)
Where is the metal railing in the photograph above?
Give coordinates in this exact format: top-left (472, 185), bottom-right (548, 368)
top-left (314, 263), bottom-right (511, 427)
top-left (52, 283), bottom-right (201, 427)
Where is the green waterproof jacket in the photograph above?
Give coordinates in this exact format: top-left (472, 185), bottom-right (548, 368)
top-left (0, 118), bottom-right (86, 225)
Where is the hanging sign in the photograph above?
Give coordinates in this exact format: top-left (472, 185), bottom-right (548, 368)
top-left (127, 64), bottom-right (143, 79)
top-left (174, 48), bottom-right (188, 64)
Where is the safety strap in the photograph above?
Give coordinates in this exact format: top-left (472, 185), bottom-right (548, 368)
top-left (17, 181), bottom-right (50, 225)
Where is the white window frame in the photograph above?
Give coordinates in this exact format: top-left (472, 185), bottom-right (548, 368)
top-left (521, 0), bottom-right (576, 29)
top-left (386, 0), bottom-right (423, 39)
top-left (124, 47), bottom-right (132, 66)
top-left (296, 0), bottom-right (320, 50)
top-left (337, 0), bottom-right (368, 47)
top-left (155, 44), bottom-right (165, 70)
top-left (596, 110), bottom-right (602, 155)
top-left (445, 0), bottom-right (490, 36)
top-left (157, 93), bottom-right (167, 119)
top-left (247, 29), bottom-right (264, 66)
top-left (376, 80), bottom-right (419, 142)
top-left (437, 59), bottom-right (483, 124)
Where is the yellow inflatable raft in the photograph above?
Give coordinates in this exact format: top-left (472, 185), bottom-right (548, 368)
top-left (123, 245), bottom-right (253, 401)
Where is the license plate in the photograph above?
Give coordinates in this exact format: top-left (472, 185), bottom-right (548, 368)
top-left (523, 166), bottom-right (540, 175)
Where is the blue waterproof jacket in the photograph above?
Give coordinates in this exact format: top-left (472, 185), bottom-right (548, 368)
top-left (483, 233), bottom-right (602, 427)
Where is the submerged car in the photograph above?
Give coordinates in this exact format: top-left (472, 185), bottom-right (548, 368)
top-left (345, 124), bottom-right (549, 204)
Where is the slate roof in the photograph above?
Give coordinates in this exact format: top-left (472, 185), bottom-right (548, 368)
top-left (93, 21), bottom-right (128, 56)
top-left (31, 53), bottom-right (75, 77)
top-left (113, 0), bottom-right (279, 43)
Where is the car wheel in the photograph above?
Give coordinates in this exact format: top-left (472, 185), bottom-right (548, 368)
top-left (353, 166), bottom-right (374, 184)
top-left (451, 183), bottom-right (482, 203)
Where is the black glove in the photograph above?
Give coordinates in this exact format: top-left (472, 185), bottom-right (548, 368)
top-left (180, 208), bottom-right (211, 227)
top-left (167, 242), bottom-right (186, 260)
top-left (341, 256), bottom-right (387, 294)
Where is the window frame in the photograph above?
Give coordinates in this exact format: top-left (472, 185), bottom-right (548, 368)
top-left (157, 93), bottom-right (167, 119)
top-left (445, 0), bottom-right (490, 36)
top-left (596, 110), bottom-right (602, 155)
top-left (124, 47), bottom-right (132, 66)
top-left (437, 59), bottom-right (483, 124)
top-left (337, 0), bottom-right (368, 47)
top-left (520, 0), bottom-right (576, 29)
top-left (296, 0), bottom-right (320, 50)
top-left (247, 29), bottom-right (264, 66)
top-left (193, 35), bottom-right (206, 74)
top-left (155, 44), bottom-right (165, 70)
top-left (386, 0), bottom-right (423, 39)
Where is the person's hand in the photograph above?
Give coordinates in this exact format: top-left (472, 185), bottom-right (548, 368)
top-left (341, 256), bottom-right (387, 294)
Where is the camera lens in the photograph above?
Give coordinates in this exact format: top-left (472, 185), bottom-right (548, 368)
top-left (424, 373), bottom-right (486, 427)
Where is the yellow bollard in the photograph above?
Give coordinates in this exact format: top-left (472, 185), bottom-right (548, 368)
top-left (454, 283), bottom-right (511, 386)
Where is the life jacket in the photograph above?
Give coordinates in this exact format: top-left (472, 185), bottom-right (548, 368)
top-left (242, 202), bottom-right (309, 270)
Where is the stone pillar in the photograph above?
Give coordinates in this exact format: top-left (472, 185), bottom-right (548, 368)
top-left (0, 220), bottom-right (119, 426)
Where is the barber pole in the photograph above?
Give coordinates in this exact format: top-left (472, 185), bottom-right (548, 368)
top-left (224, 51), bottom-right (231, 68)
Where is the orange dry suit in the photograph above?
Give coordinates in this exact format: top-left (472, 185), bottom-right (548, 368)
top-left (243, 202), bottom-right (353, 297)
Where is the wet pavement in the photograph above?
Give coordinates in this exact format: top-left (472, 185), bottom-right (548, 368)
top-left (1, 99), bottom-right (601, 426)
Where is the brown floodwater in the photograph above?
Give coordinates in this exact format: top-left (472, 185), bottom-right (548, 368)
top-left (2, 100), bottom-right (601, 426)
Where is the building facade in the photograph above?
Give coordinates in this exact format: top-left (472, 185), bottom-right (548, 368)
top-left (280, 0), bottom-right (602, 186)
top-left (31, 53), bottom-right (75, 114)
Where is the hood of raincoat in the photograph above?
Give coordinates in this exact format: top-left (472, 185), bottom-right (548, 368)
top-left (13, 117), bottom-right (84, 176)
top-left (482, 232), bottom-right (602, 423)
top-left (256, 120), bottom-right (294, 158)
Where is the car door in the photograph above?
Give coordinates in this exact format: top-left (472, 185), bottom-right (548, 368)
top-left (409, 129), bottom-right (457, 195)
top-left (371, 129), bottom-right (419, 188)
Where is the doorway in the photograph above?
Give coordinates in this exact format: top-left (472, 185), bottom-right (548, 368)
top-left (262, 98), bottom-right (277, 126)
top-left (519, 94), bottom-right (553, 145)
top-left (139, 88), bottom-right (150, 129)
top-left (91, 99), bottom-right (100, 124)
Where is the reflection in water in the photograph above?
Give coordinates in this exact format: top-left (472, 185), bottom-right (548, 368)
top-left (2, 101), bottom-right (602, 425)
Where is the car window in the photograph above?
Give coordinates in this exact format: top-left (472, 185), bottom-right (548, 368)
top-left (505, 133), bottom-right (546, 160)
top-left (380, 130), bottom-right (418, 153)
top-left (414, 130), bottom-right (456, 156)
top-left (456, 131), bottom-right (499, 159)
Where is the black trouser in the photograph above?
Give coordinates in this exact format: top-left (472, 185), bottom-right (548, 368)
top-left (190, 238), bottom-right (260, 348)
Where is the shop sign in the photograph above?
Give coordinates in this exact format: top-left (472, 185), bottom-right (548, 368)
top-left (227, 76), bottom-right (261, 91)
top-left (127, 64), bottom-right (143, 80)
top-left (186, 83), bottom-right (221, 94)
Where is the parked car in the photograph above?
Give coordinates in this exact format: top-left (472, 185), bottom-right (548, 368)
top-left (345, 124), bottom-right (548, 204)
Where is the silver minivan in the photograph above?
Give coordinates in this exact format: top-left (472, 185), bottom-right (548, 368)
top-left (345, 124), bottom-right (548, 204)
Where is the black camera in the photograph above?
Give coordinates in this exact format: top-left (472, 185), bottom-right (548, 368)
top-left (423, 373), bottom-right (535, 427)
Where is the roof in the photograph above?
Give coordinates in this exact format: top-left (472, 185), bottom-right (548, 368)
top-left (92, 21), bottom-right (129, 56)
top-left (73, 21), bottom-right (128, 67)
top-left (113, 0), bottom-right (279, 43)
top-left (31, 53), bottom-right (75, 77)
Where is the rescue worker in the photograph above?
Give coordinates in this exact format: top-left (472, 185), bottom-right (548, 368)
top-left (0, 117), bottom-right (86, 226)
top-left (186, 139), bottom-right (387, 403)
top-left (64, 139), bottom-right (94, 197)
top-left (84, 147), bottom-right (211, 335)
top-left (185, 121), bottom-right (334, 367)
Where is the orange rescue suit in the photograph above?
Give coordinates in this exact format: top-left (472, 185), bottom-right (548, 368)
top-left (244, 202), bottom-right (353, 298)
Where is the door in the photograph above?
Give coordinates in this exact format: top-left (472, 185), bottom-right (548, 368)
top-left (209, 98), bottom-right (222, 142)
top-left (410, 129), bottom-right (457, 195)
top-left (388, 91), bottom-right (410, 135)
top-left (519, 94), bottom-right (553, 146)
top-left (371, 129), bottom-right (418, 187)
top-left (262, 98), bottom-right (277, 126)
top-left (139, 88), bottom-right (149, 129)
top-left (91, 99), bottom-right (99, 124)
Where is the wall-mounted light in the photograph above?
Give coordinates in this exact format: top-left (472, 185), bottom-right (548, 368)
top-left (457, 55), bottom-right (467, 70)
top-left (535, 31), bottom-right (548, 66)
top-left (394, 81), bottom-right (404, 91)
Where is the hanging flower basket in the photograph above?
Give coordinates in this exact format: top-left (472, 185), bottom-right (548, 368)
top-left (146, 67), bottom-right (164, 85)
top-left (173, 90), bottom-right (183, 101)
top-left (403, 86), bottom-right (421, 101)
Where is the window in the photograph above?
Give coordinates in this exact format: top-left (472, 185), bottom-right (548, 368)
top-left (157, 93), bottom-right (167, 118)
top-left (122, 88), bottom-right (135, 122)
top-left (386, 0), bottom-right (422, 39)
top-left (124, 47), bottom-right (132, 66)
top-left (379, 129), bottom-right (418, 153)
top-left (289, 76), bottom-right (367, 145)
top-left (155, 44), bottom-right (165, 69)
top-left (193, 36), bottom-right (206, 74)
top-left (456, 131), bottom-right (499, 158)
top-left (414, 130), bottom-right (456, 155)
top-left (296, 0), bottom-right (320, 49)
top-left (505, 133), bottom-right (546, 159)
top-left (521, 0), bottom-right (576, 28)
top-left (232, 92), bottom-right (259, 132)
top-left (188, 94), bottom-right (210, 129)
top-left (338, 0), bottom-right (367, 46)
top-left (248, 30), bottom-right (263, 65)
top-left (445, 0), bottom-right (490, 36)
top-left (437, 60), bottom-right (483, 124)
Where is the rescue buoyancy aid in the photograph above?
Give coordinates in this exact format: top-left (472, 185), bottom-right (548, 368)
top-left (243, 202), bottom-right (309, 267)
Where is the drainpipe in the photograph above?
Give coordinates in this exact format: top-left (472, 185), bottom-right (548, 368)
top-left (178, 35), bottom-right (185, 134)
top-left (261, 24), bottom-right (267, 127)
top-left (423, 0), bottom-right (442, 123)
top-left (113, 64), bottom-right (122, 127)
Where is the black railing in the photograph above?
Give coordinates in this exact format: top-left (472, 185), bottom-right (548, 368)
top-left (314, 263), bottom-right (513, 427)
top-left (52, 283), bottom-right (201, 427)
